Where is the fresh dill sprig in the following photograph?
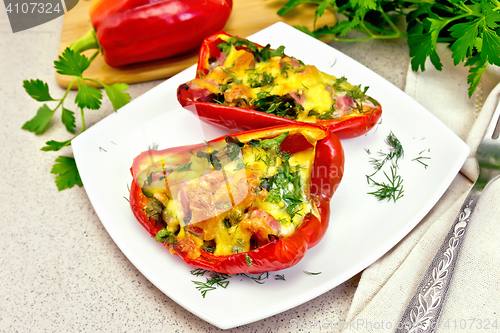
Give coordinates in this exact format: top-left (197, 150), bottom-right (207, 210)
top-left (366, 132), bottom-right (405, 202)
top-left (191, 271), bottom-right (231, 298)
top-left (412, 156), bottom-right (431, 169)
top-left (147, 142), bottom-right (159, 150)
top-left (369, 131), bottom-right (404, 175)
top-left (248, 71), bottom-right (276, 88)
top-left (317, 105), bottom-right (340, 120)
top-left (366, 166), bottom-right (404, 202)
top-left (240, 272), bottom-right (270, 284)
top-left (385, 132), bottom-right (404, 163)
top-left (221, 67), bottom-right (242, 84)
top-left (412, 148), bottom-right (431, 169)
top-left (190, 269), bottom-right (288, 296)
top-left (280, 61), bottom-right (292, 77)
top-left (369, 152), bottom-right (387, 174)
top-left (303, 271), bottom-right (322, 275)
top-left (190, 268), bottom-right (209, 277)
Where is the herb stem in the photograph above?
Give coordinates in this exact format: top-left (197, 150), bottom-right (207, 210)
top-left (454, 2), bottom-right (474, 15)
top-left (322, 33), bottom-right (402, 43)
top-left (53, 77), bottom-right (76, 112)
top-left (23, 46), bottom-right (130, 190)
top-left (359, 20), bottom-right (375, 38)
top-left (377, 7), bottom-right (401, 36)
top-left (80, 108), bottom-right (86, 132)
top-left (318, 20), bottom-right (406, 42)
top-left (436, 37), bottom-right (456, 43)
top-left (361, 22), bottom-right (402, 36)
top-left (83, 77), bottom-right (104, 87)
top-left (89, 50), bottom-right (100, 63)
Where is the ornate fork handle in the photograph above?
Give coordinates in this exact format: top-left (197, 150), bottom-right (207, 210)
top-left (396, 101), bottom-right (500, 333)
top-left (395, 189), bottom-right (480, 333)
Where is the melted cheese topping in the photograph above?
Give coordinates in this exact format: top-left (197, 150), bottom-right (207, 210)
top-left (141, 135), bottom-right (317, 257)
top-left (195, 42), bottom-right (376, 122)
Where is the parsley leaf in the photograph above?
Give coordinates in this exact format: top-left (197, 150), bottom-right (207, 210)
top-left (154, 228), bottom-right (177, 244)
top-left (259, 44), bottom-right (285, 61)
top-left (450, 21), bottom-right (479, 65)
top-left (252, 132), bottom-right (288, 150)
top-left (41, 139), bottom-right (72, 152)
top-left (483, 2), bottom-right (500, 28)
top-left (75, 79), bottom-right (102, 110)
top-left (217, 36), bottom-right (259, 56)
top-left (22, 104), bottom-right (54, 134)
top-left (217, 36), bottom-right (287, 62)
top-left (102, 82), bottom-right (131, 111)
top-left (275, 0), bottom-right (500, 97)
top-left (175, 163), bottom-right (192, 172)
top-left (481, 27), bottom-right (500, 67)
top-left (23, 79), bottom-right (56, 102)
top-left (61, 107), bottom-right (76, 134)
top-left (50, 156), bottom-right (83, 191)
top-left (408, 31), bottom-right (434, 72)
top-left (466, 55), bottom-right (488, 98)
top-left (22, 45), bottom-right (131, 190)
top-left (351, 0), bottom-right (376, 11)
top-left (277, 0), bottom-right (310, 16)
top-left (54, 48), bottom-right (91, 77)
top-left (315, 0), bottom-right (334, 27)
top-left (266, 189), bottom-right (282, 203)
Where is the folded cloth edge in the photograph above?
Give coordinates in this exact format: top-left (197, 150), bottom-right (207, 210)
top-left (342, 44), bottom-right (500, 331)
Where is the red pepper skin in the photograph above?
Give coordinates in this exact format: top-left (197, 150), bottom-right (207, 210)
top-left (129, 125), bottom-right (344, 274)
top-left (177, 32), bottom-right (382, 139)
top-left (88, 0), bottom-right (233, 67)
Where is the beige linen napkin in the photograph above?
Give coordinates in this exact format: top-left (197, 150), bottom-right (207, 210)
top-left (341, 44), bottom-right (500, 333)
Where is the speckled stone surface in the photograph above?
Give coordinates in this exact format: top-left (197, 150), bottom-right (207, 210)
top-left (0, 9), bottom-right (409, 333)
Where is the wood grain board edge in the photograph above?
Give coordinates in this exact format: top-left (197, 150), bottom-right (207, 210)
top-left (56, 0), bottom-right (336, 89)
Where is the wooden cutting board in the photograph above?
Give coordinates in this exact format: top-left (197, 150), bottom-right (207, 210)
top-left (56, 0), bottom-right (336, 88)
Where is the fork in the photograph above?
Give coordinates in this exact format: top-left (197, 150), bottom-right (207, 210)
top-left (395, 101), bottom-right (500, 333)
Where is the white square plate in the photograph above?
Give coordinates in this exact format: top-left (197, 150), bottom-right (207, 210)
top-left (72, 22), bottom-right (469, 329)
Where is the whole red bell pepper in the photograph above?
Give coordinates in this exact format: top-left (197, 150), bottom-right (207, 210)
top-left (70, 0), bottom-right (233, 68)
top-left (177, 32), bottom-right (382, 139)
top-left (129, 124), bottom-right (344, 274)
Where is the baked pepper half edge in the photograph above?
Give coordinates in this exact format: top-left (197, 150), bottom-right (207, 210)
top-left (177, 32), bottom-right (382, 139)
top-left (70, 0), bottom-right (233, 68)
top-left (129, 124), bottom-right (344, 274)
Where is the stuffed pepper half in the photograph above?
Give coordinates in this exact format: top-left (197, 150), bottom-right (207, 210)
top-left (129, 125), bottom-right (344, 274)
top-left (177, 32), bottom-right (382, 139)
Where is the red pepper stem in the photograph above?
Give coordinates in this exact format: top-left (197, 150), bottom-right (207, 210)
top-left (69, 29), bottom-right (100, 54)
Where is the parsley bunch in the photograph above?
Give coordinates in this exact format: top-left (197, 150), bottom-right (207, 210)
top-left (22, 47), bottom-right (131, 190)
top-left (276, 0), bottom-right (500, 97)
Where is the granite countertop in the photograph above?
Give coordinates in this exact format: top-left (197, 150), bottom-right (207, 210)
top-left (0, 9), bottom-right (409, 332)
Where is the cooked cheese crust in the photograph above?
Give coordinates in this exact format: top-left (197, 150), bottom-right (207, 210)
top-left (138, 133), bottom-right (317, 258)
top-left (187, 36), bottom-right (378, 123)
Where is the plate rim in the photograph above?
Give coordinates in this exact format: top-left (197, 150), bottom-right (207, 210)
top-left (72, 22), bottom-right (470, 329)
